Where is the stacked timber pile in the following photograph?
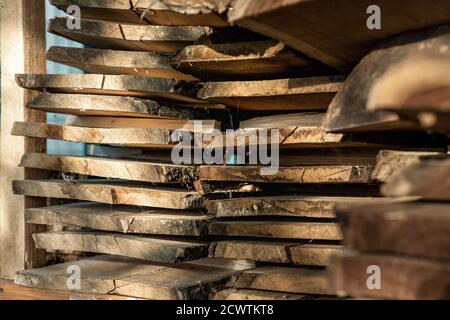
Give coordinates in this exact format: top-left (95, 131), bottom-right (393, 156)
top-left (11, 0), bottom-right (450, 300)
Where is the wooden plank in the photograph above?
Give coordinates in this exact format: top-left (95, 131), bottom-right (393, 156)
top-left (50, 0), bottom-right (230, 27)
top-left (229, 0), bottom-right (450, 71)
top-left (209, 221), bottom-right (342, 241)
top-left (26, 202), bottom-right (210, 236)
top-left (26, 94), bottom-right (220, 119)
top-left (211, 241), bottom-right (342, 266)
top-left (322, 25), bottom-right (450, 132)
top-left (20, 153), bottom-right (199, 184)
top-left (0, 0), bottom-right (48, 279)
top-left (367, 55), bottom-right (450, 134)
top-left (172, 40), bottom-right (333, 81)
top-left (381, 158), bottom-right (450, 200)
top-left (212, 289), bottom-right (308, 300)
top-left (0, 280), bottom-right (136, 300)
top-left (12, 122), bottom-right (202, 149)
top-left (205, 196), bottom-right (411, 218)
top-left (12, 180), bottom-right (203, 210)
top-left (47, 46), bottom-right (197, 81)
top-left (230, 267), bottom-right (331, 295)
top-left (48, 17), bottom-right (212, 52)
top-left (372, 150), bottom-right (444, 182)
top-left (33, 231), bottom-right (209, 263)
top-left (198, 76), bottom-right (344, 111)
top-left (16, 74), bottom-right (204, 104)
top-left (199, 165), bottom-right (374, 184)
top-left (329, 251), bottom-right (450, 300)
top-left (335, 202), bottom-right (450, 260)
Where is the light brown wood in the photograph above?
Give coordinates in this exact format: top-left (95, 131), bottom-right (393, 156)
top-left (13, 180), bottom-right (203, 210)
top-left (211, 241), bottom-right (342, 266)
top-left (16, 74), bottom-right (204, 104)
top-left (198, 76), bottom-right (344, 111)
top-left (50, 0), bottom-right (230, 26)
top-left (381, 158), bottom-right (450, 200)
top-left (212, 289), bottom-right (308, 300)
top-left (335, 202), bottom-right (450, 260)
top-left (0, 0), bottom-right (48, 279)
top-left (209, 221), bottom-right (343, 240)
top-left (33, 231), bottom-right (209, 263)
top-left (26, 203), bottom-right (210, 236)
top-left (20, 153), bottom-right (199, 184)
top-left (48, 17), bottom-right (213, 52)
top-left (47, 46), bottom-right (197, 81)
top-left (329, 251), bottom-right (450, 300)
top-left (229, 0), bottom-right (450, 71)
top-left (172, 40), bottom-right (333, 81)
top-left (27, 94), bottom-right (221, 119)
top-left (230, 267), bottom-right (332, 296)
top-left (199, 165), bottom-right (374, 184)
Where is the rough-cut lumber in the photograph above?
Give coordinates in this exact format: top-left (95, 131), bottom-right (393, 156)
top-left (13, 180), bottom-right (203, 210)
top-left (372, 150), bottom-right (443, 182)
top-left (26, 94), bottom-right (219, 119)
top-left (322, 25), bottom-right (450, 132)
top-left (0, 0), bottom-right (48, 278)
top-left (230, 267), bottom-right (331, 296)
top-left (47, 46), bottom-right (197, 81)
top-left (198, 76), bottom-right (344, 111)
top-left (12, 122), bottom-right (202, 149)
top-left (329, 251), bottom-right (450, 300)
top-left (211, 241), bottom-right (342, 266)
top-left (50, 0), bottom-right (230, 27)
top-left (48, 17), bottom-right (212, 52)
top-left (381, 158), bottom-right (450, 200)
top-left (16, 74), bottom-right (203, 104)
top-left (20, 153), bottom-right (198, 184)
top-left (172, 40), bottom-right (333, 81)
top-left (205, 196), bottom-right (411, 218)
top-left (199, 165), bottom-right (374, 184)
top-left (213, 289), bottom-right (308, 300)
top-left (26, 203), bottom-right (210, 236)
top-left (229, 0), bottom-right (450, 71)
top-left (33, 231), bottom-right (209, 263)
top-left (335, 202), bottom-right (450, 260)
top-left (368, 55), bottom-right (450, 134)
top-left (16, 255), bottom-right (252, 299)
top-left (209, 221), bottom-right (342, 241)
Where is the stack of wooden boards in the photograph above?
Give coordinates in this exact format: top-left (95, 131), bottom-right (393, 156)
top-left (12, 0), bottom-right (450, 300)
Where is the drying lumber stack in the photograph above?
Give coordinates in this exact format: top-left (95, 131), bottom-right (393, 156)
top-left (11, 0), bottom-right (450, 300)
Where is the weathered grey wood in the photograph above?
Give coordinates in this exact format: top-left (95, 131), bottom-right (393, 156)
top-left (209, 221), bottom-right (342, 240)
top-left (211, 241), bottom-right (342, 266)
top-left (381, 158), bottom-right (450, 200)
top-left (172, 40), bottom-right (333, 81)
top-left (50, 0), bottom-right (230, 26)
top-left (47, 46), bottom-right (197, 81)
top-left (13, 180), bottom-right (203, 210)
top-left (329, 251), bottom-right (450, 300)
top-left (198, 76), bottom-right (344, 111)
top-left (48, 17), bottom-right (213, 52)
top-left (322, 25), bottom-right (450, 132)
top-left (229, 0), bottom-right (450, 71)
top-left (20, 153), bottom-right (199, 184)
top-left (16, 74), bottom-right (203, 103)
top-left (26, 94), bottom-right (219, 119)
top-left (335, 202), bottom-right (450, 260)
top-left (372, 150), bottom-right (443, 182)
top-left (229, 267), bottom-right (331, 295)
top-left (15, 255), bottom-right (254, 299)
top-left (26, 203), bottom-right (210, 236)
top-left (33, 231), bottom-right (209, 263)
top-left (199, 165), bottom-right (374, 184)
top-left (213, 289), bottom-right (308, 300)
